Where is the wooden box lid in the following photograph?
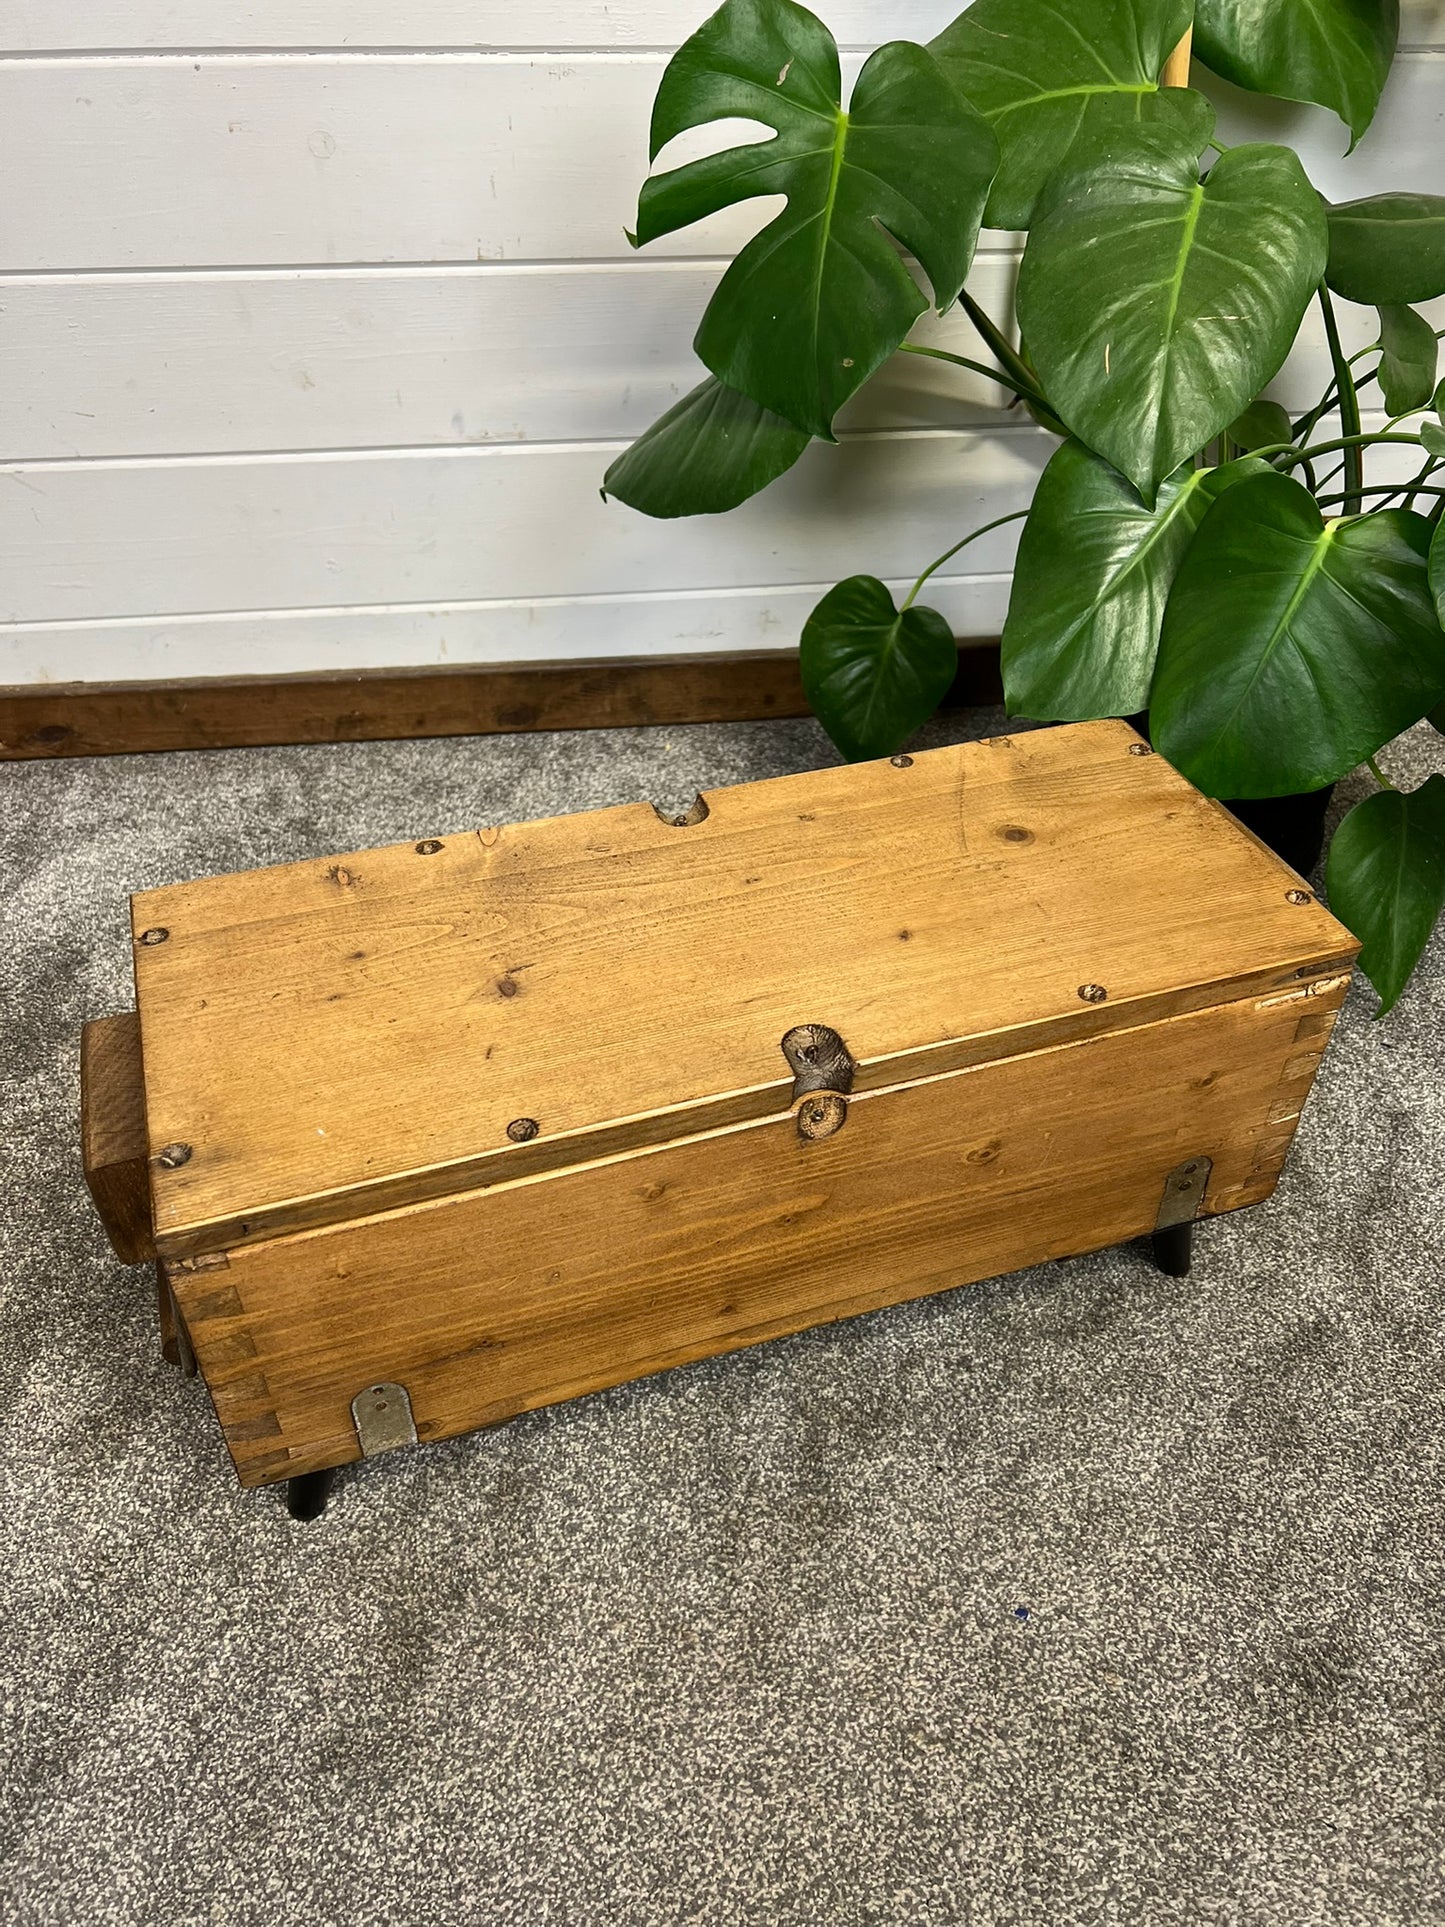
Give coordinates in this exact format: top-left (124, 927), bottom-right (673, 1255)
top-left (131, 720), bottom-right (1356, 1258)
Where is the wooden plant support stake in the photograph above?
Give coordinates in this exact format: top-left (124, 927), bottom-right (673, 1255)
top-left (1161, 28), bottom-right (1194, 89)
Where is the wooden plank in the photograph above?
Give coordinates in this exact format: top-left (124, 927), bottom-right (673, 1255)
top-left (0, 579), bottom-right (1014, 688)
top-left (2, 51), bottom-right (1440, 272)
top-left (79, 1012), bottom-right (154, 1263)
top-left (181, 982), bottom-right (1350, 1486)
top-left (0, 428), bottom-right (1050, 626)
top-left (13, 1), bottom-right (1444, 50)
top-left (3, 0), bottom-right (970, 52)
top-left (7, 263), bottom-right (1433, 463)
top-left (0, 261), bottom-right (1026, 461)
top-left (131, 721), bottom-right (1356, 1257)
top-left (3, 648), bottom-right (925, 758)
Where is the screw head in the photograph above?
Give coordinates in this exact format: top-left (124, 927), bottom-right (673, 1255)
top-left (1078, 983), bottom-right (1108, 1004)
top-left (1127, 743), bottom-right (1152, 757)
top-left (506, 1117), bottom-right (539, 1143)
top-left (889, 754), bottom-right (914, 769)
top-left (796, 1092), bottom-right (848, 1141)
top-left (1285, 888), bottom-right (1312, 905)
top-left (415, 839), bottom-right (443, 856)
top-left (138, 927), bottom-right (169, 946)
top-left (155, 1142), bottom-right (192, 1169)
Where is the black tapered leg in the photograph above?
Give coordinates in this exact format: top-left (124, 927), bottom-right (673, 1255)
top-left (285, 1468), bottom-right (336, 1521)
top-left (1150, 1221), bottom-right (1194, 1278)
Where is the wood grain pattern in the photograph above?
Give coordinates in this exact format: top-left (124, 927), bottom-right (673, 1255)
top-left (79, 1012), bottom-right (154, 1263)
top-left (0, 645), bottom-right (1003, 759)
top-left (131, 722), bottom-right (1357, 1259)
top-left (2, 652), bottom-right (804, 758)
top-left (176, 979), bottom-right (1351, 1486)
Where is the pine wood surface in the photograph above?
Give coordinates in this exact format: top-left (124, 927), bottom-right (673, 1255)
top-left (169, 977), bottom-right (1350, 1487)
top-left (131, 722), bottom-right (1357, 1259)
top-left (79, 1012), bottom-right (154, 1265)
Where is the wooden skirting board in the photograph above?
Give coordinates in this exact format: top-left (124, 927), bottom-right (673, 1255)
top-left (0, 645), bottom-right (1004, 761)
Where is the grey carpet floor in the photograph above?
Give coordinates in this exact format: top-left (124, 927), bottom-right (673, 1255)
top-left (3, 709), bottom-right (1444, 1927)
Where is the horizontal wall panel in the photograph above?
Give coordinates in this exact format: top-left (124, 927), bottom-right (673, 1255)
top-left (0, 54), bottom-right (816, 271)
top-left (3, 2), bottom-right (963, 52)
top-left (10, 0), bottom-right (1443, 51)
top-left (0, 260), bottom-right (1028, 460)
top-left (5, 258), bottom-right (1436, 464)
top-left (0, 427), bottom-right (1050, 625)
top-left (0, 576), bottom-right (1013, 684)
top-left (4, 51), bottom-right (1442, 272)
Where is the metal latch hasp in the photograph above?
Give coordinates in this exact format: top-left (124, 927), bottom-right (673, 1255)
top-left (351, 1381), bottom-right (418, 1457)
top-left (1156, 1157), bottom-right (1213, 1229)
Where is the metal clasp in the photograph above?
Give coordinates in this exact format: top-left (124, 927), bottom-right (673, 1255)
top-left (781, 1024), bottom-right (855, 1141)
top-left (350, 1381), bottom-right (418, 1457)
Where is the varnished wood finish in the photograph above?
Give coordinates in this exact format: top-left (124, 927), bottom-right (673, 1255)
top-left (1, 646), bottom-right (1005, 760)
top-left (79, 1013), bottom-right (154, 1264)
top-left (132, 722), bottom-right (1356, 1259)
top-left (170, 978), bottom-right (1350, 1486)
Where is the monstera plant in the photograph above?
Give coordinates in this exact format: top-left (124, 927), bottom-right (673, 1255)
top-left (602, 0), bottom-right (1445, 1012)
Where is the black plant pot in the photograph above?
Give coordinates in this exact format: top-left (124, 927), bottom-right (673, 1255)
top-left (1118, 710), bottom-right (1334, 878)
top-left (1223, 785), bottom-right (1335, 880)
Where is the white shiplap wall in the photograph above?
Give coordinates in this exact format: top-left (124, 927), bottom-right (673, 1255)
top-left (3, 4), bottom-right (1444, 685)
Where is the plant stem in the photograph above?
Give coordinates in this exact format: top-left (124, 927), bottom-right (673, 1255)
top-left (1293, 330), bottom-right (1445, 440)
top-left (898, 341), bottom-right (1047, 409)
top-left (1403, 457), bottom-right (1444, 511)
top-left (1366, 754), bottom-right (1397, 791)
top-left (1313, 483), bottom-right (1445, 508)
top-left (901, 509), bottom-right (1030, 611)
top-left (1318, 284), bottom-right (1363, 513)
top-left (1280, 431), bottom-right (1424, 469)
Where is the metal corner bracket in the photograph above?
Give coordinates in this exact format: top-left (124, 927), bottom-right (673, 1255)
top-left (351, 1381), bottom-right (418, 1458)
top-left (1155, 1156), bottom-right (1213, 1230)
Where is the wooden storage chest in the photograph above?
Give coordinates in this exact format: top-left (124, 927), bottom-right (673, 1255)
top-left (82, 721), bottom-right (1358, 1516)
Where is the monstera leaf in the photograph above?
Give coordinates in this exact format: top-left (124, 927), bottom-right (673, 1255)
top-left (1326, 195), bottom-right (1445, 307)
top-left (1151, 473), bottom-right (1445, 797)
top-left (800, 576), bottom-right (957, 761)
top-left (602, 375), bottom-right (811, 518)
top-left (1227, 398), bottom-right (1294, 452)
top-left (1002, 444), bottom-right (1270, 719)
top-left (1016, 125), bottom-right (1326, 500)
top-left (631, 0), bottom-right (998, 439)
top-left (929, 0), bottom-right (1207, 230)
top-left (1194, 0), bottom-right (1398, 146)
top-left (1377, 307), bottom-right (1439, 418)
top-left (1326, 776), bottom-right (1445, 1014)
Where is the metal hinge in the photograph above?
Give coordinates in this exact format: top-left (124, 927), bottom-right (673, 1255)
top-left (1156, 1156), bottom-right (1212, 1229)
top-left (350, 1381), bottom-right (418, 1457)
top-left (781, 1023), bottom-right (855, 1141)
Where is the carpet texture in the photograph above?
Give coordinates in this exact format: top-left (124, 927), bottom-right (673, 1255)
top-left (2, 710), bottom-right (1443, 1927)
